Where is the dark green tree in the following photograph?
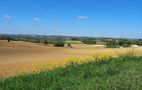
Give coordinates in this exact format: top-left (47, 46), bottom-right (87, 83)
top-left (106, 40), bottom-right (119, 48)
top-left (43, 39), bottom-right (48, 45)
top-left (54, 41), bottom-right (65, 47)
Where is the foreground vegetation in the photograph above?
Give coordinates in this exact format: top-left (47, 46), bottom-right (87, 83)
top-left (0, 55), bottom-right (142, 90)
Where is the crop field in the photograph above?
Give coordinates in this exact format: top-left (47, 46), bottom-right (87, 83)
top-left (65, 40), bottom-right (82, 44)
top-left (0, 54), bottom-right (142, 90)
top-left (0, 41), bottom-right (142, 78)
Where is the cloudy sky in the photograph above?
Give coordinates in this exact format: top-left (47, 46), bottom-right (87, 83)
top-left (0, 0), bottom-right (142, 38)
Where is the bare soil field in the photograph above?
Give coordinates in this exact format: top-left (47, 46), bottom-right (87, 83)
top-left (0, 41), bottom-right (141, 78)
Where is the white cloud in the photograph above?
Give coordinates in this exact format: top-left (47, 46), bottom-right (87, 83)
top-left (3, 15), bottom-right (13, 24)
top-left (33, 17), bottom-right (41, 23)
top-left (77, 16), bottom-right (88, 20)
top-left (4, 15), bottom-right (12, 19)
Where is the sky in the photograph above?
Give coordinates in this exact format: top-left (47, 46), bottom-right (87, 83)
top-left (0, 0), bottom-right (142, 38)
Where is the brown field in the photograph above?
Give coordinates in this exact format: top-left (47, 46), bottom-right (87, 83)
top-left (0, 41), bottom-right (142, 78)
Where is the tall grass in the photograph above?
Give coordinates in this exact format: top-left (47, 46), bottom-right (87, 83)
top-left (0, 54), bottom-right (142, 90)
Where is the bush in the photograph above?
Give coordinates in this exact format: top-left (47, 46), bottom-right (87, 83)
top-left (0, 35), bottom-right (15, 42)
top-left (29, 39), bottom-right (40, 43)
top-left (82, 38), bottom-right (96, 44)
top-left (70, 38), bottom-right (81, 41)
top-left (42, 39), bottom-right (48, 45)
top-left (106, 40), bottom-right (119, 48)
top-left (54, 41), bottom-right (65, 47)
top-left (133, 39), bottom-right (142, 45)
top-left (106, 39), bottom-right (133, 48)
top-left (118, 39), bottom-right (132, 47)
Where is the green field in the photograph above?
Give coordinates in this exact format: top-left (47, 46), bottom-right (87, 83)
top-left (0, 55), bottom-right (142, 90)
top-left (65, 40), bottom-right (82, 44)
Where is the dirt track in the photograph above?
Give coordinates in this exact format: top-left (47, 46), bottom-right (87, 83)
top-left (0, 41), bottom-right (139, 78)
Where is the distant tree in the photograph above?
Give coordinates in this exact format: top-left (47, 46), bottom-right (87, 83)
top-left (0, 35), bottom-right (13, 42)
top-left (71, 38), bottom-right (80, 41)
top-left (7, 38), bottom-right (11, 42)
top-left (82, 38), bottom-right (96, 44)
top-left (54, 41), bottom-right (65, 47)
top-left (118, 39), bottom-right (126, 46)
top-left (106, 39), bottom-right (133, 48)
top-left (106, 40), bottom-right (119, 48)
top-left (43, 39), bottom-right (48, 45)
top-left (118, 39), bottom-right (132, 47)
top-left (134, 39), bottom-right (142, 45)
top-left (7, 37), bottom-right (14, 42)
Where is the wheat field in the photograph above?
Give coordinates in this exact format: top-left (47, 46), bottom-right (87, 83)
top-left (0, 41), bottom-right (142, 78)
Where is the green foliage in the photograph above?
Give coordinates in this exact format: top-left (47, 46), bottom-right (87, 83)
top-left (0, 35), bottom-right (15, 42)
top-left (118, 39), bottom-right (132, 47)
top-left (133, 39), bottom-right (142, 45)
top-left (70, 37), bottom-right (81, 41)
top-left (42, 39), bottom-right (48, 45)
top-left (106, 40), bottom-right (119, 48)
top-left (54, 40), bottom-right (65, 47)
top-left (1, 34), bottom-right (142, 47)
top-left (28, 38), bottom-right (40, 43)
top-left (82, 38), bottom-right (96, 44)
top-left (7, 37), bottom-right (11, 42)
top-left (0, 55), bottom-right (142, 90)
top-left (106, 39), bottom-right (133, 48)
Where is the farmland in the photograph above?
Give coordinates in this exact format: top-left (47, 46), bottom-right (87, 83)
top-left (0, 40), bottom-right (142, 78)
top-left (0, 37), bottom-right (142, 90)
top-left (1, 0), bottom-right (142, 89)
top-left (0, 54), bottom-right (142, 90)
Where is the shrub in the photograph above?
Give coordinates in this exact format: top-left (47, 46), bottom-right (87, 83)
top-left (106, 40), bottom-right (119, 48)
top-left (82, 38), bottom-right (96, 44)
top-left (133, 39), bottom-right (142, 45)
top-left (54, 41), bottom-right (65, 47)
top-left (42, 39), bottom-right (48, 45)
top-left (118, 39), bottom-right (132, 47)
top-left (29, 39), bottom-right (40, 43)
top-left (0, 36), bottom-right (15, 42)
top-left (70, 38), bottom-right (81, 41)
top-left (106, 39), bottom-right (133, 48)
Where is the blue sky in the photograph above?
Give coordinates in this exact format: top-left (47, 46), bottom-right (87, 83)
top-left (0, 0), bottom-right (142, 38)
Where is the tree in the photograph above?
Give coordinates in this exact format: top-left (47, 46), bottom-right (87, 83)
top-left (82, 38), bottom-right (96, 44)
top-left (7, 37), bottom-right (14, 42)
top-left (118, 39), bottom-right (132, 47)
top-left (106, 40), bottom-right (119, 48)
top-left (134, 39), bottom-right (142, 45)
top-left (71, 38), bottom-right (80, 41)
top-left (43, 39), bottom-right (48, 45)
top-left (54, 41), bottom-right (65, 47)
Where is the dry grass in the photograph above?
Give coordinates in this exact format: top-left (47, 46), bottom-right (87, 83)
top-left (0, 41), bottom-right (142, 78)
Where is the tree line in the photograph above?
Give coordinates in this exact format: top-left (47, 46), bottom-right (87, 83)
top-left (0, 35), bottom-right (142, 48)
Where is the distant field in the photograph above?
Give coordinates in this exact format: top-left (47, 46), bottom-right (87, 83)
top-left (65, 40), bottom-right (82, 44)
top-left (0, 41), bottom-right (142, 78)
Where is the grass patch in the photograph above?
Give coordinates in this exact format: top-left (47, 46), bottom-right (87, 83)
top-left (65, 40), bottom-right (82, 44)
top-left (0, 55), bottom-right (142, 90)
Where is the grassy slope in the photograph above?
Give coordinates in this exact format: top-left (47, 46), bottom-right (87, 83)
top-left (65, 40), bottom-right (82, 44)
top-left (0, 56), bottom-right (142, 90)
